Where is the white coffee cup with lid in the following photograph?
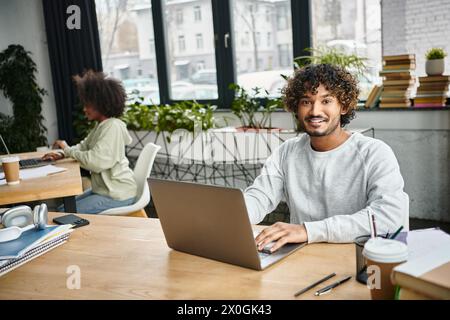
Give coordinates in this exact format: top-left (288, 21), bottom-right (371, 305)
top-left (363, 237), bottom-right (408, 300)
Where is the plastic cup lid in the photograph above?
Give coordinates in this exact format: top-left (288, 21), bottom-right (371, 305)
top-left (0, 156), bottom-right (20, 163)
top-left (362, 238), bottom-right (408, 263)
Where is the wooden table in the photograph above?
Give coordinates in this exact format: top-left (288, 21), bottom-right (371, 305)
top-left (0, 151), bottom-right (83, 212)
top-left (0, 212), bottom-right (370, 300)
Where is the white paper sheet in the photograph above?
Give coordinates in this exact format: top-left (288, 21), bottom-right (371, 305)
top-left (394, 228), bottom-right (450, 277)
top-left (0, 165), bottom-right (67, 185)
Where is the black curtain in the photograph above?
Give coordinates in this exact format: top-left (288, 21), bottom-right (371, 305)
top-left (42, 0), bottom-right (102, 144)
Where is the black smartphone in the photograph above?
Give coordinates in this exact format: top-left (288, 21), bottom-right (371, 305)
top-left (53, 214), bottom-right (89, 228)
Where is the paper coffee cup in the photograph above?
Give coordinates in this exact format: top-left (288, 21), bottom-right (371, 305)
top-left (1, 156), bottom-right (20, 185)
top-left (362, 238), bottom-right (408, 300)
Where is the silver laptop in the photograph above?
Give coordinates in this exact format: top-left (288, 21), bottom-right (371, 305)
top-left (0, 134), bottom-right (53, 171)
top-left (149, 178), bottom-right (306, 270)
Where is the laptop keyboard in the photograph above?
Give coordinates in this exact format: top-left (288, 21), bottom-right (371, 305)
top-left (19, 158), bottom-right (52, 169)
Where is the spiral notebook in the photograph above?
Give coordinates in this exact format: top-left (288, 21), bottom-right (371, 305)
top-left (0, 224), bottom-right (72, 260)
top-left (0, 233), bottom-right (71, 277)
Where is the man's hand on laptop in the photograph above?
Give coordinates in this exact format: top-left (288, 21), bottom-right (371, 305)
top-left (255, 222), bottom-right (308, 253)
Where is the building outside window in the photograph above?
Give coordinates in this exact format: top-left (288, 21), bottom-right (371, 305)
top-left (95, 0), bottom-right (160, 105)
top-left (163, 0), bottom-right (218, 100)
top-left (233, 0), bottom-right (293, 97)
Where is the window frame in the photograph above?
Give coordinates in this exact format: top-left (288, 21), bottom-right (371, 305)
top-left (150, 0), bottom-right (311, 109)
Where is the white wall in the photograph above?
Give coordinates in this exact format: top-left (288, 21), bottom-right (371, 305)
top-left (0, 0), bottom-right (58, 146)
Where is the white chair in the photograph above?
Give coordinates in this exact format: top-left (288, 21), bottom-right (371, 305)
top-left (98, 143), bottom-right (161, 217)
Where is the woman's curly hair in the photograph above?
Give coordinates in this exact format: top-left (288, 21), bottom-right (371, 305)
top-left (73, 70), bottom-right (126, 118)
top-left (282, 64), bottom-right (359, 127)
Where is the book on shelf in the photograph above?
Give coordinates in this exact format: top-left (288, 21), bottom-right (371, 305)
top-left (383, 79), bottom-right (416, 86)
top-left (418, 75), bottom-right (450, 83)
top-left (383, 85), bottom-right (415, 91)
top-left (382, 63), bottom-right (416, 71)
top-left (381, 92), bottom-right (411, 99)
top-left (415, 92), bottom-right (448, 98)
top-left (364, 84), bottom-right (383, 108)
top-left (379, 101), bottom-right (412, 108)
top-left (392, 228), bottom-right (450, 300)
top-left (414, 103), bottom-right (447, 108)
top-left (380, 97), bottom-right (411, 103)
top-left (379, 70), bottom-right (413, 77)
top-left (382, 54), bottom-right (416, 62)
top-left (417, 83), bottom-right (449, 91)
top-left (415, 97), bottom-right (447, 104)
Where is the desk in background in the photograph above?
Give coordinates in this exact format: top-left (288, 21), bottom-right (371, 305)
top-left (0, 212), bottom-right (369, 300)
top-left (0, 151), bottom-right (83, 212)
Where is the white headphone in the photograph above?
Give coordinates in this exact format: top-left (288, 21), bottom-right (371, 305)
top-left (0, 203), bottom-right (48, 242)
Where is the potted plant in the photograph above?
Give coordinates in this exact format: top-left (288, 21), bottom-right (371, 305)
top-left (0, 45), bottom-right (48, 153)
top-left (228, 83), bottom-right (282, 132)
top-left (121, 99), bottom-right (218, 160)
top-left (425, 48), bottom-right (447, 76)
top-left (293, 46), bottom-right (368, 77)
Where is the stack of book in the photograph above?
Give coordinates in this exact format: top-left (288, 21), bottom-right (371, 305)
top-left (415, 75), bottom-right (450, 107)
top-left (392, 228), bottom-right (450, 300)
top-left (379, 54), bottom-right (416, 108)
top-left (0, 224), bottom-right (73, 277)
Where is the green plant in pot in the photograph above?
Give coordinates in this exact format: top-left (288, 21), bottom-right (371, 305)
top-left (0, 45), bottom-right (48, 153)
top-left (425, 48), bottom-right (447, 76)
top-left (121, 99), bottom-right (217, 142)
top-left (228, 83), bottom-right (282, 131)
top-left (293, 46), bottom-right (368, 76)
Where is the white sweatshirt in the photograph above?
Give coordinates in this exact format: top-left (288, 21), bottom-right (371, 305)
top-left (244, 132), bottom-right (409, 243)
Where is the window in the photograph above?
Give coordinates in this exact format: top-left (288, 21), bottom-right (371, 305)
top-left (196, 33), bottom-right (203, 49)
top-left (163, 0), bottom-right (218, 100)
top-left (311, 0), bottom-right (382, 100)
top-left (278, 44), bottom-right (290, 68)
top-left (233, 0), bottom-right (294, 97)
top-left (95, 1), bottom-right (387, 108)
top-left (194, 5), bottom-right (202, 21)
top-left (244, 31), bottom-right (250, 46)
top-left (178, 35), bottom-right (186, 52)
top-left (95, 0), bottom-right (160, 105)
top-left (176, 9), bottom-right (183, 24)
top-left (277, 4), bottom-right (288, 30)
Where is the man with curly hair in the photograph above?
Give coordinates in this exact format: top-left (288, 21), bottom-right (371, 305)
top-left (247, 64), bottom-right (409, 252)
top-left (43, 70), bottom-right (137, 214)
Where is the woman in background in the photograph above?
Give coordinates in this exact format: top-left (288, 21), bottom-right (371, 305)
top-left (43, 70), bottom-right (137, 214)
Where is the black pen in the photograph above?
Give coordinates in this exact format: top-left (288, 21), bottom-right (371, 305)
top-left (314, 276), bottom-right (352, 296)
top-left (294, 273), bottom-right (336, 297)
